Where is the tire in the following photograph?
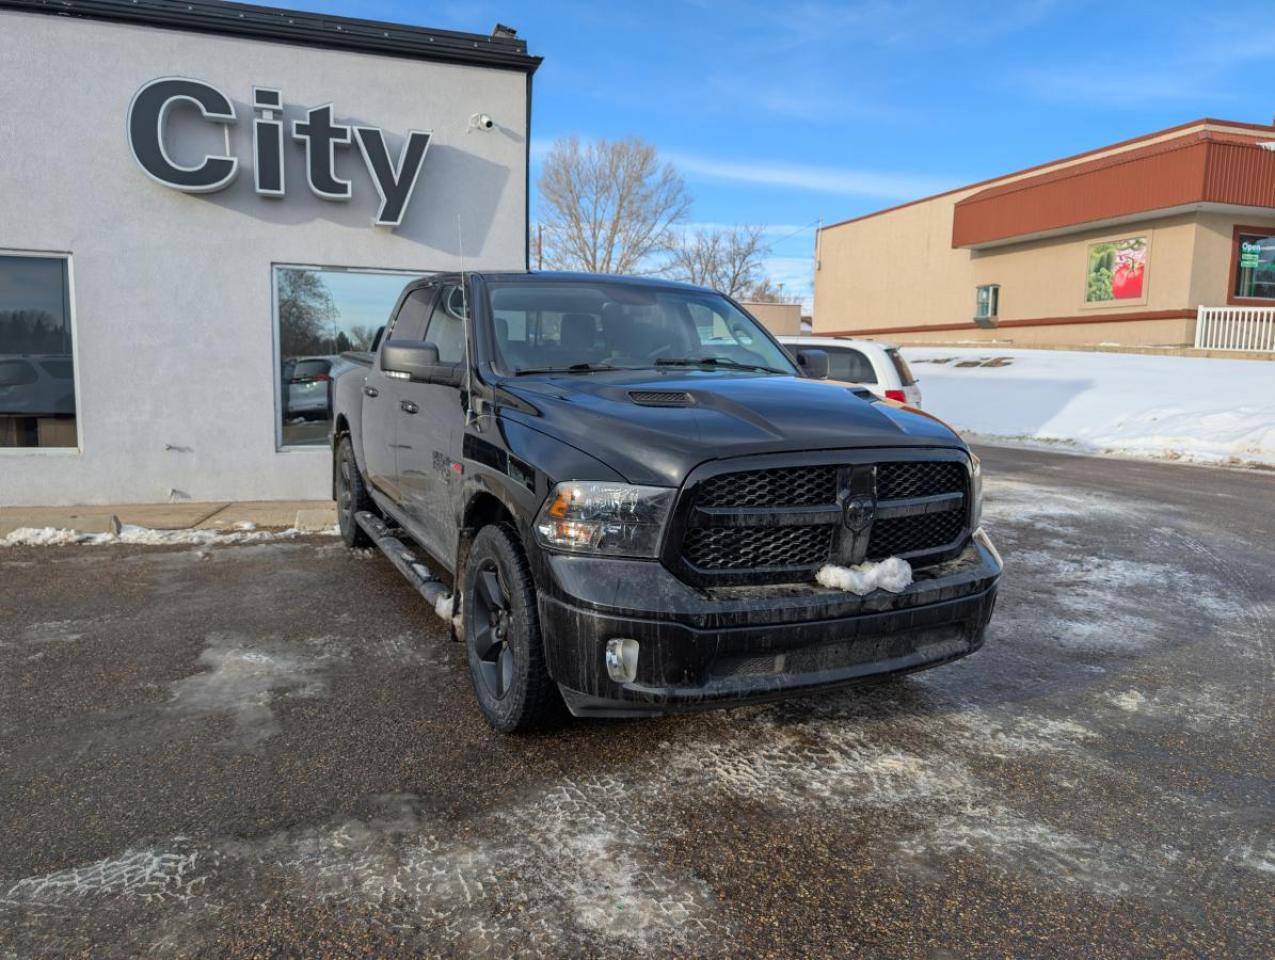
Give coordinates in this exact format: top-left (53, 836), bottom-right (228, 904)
top-left (463, 523), bottom-right (565, 732)
top-left (334, 435), bottom-right (374, 548)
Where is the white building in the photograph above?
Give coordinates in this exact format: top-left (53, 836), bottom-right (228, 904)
top-left (0, 0), bottom-right (537, 506)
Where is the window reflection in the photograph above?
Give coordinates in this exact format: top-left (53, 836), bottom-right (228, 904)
top-left (0, 254), bottom-right (76, 448)
top-left (276, 266), bottom-right (420, 447)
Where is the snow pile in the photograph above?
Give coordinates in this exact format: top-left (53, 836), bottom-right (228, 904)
top-left (904, 347), bottom-right (1275, 467)
top-left (816, 557), bottom-right (913, 595)
top-left (1, 523), bottom-right (339, 548)
top-left (433, 593), bottom-right (454, 621)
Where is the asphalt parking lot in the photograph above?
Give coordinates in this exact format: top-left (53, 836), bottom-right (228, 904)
top-left (2, 445), bottom-right (1273, 959)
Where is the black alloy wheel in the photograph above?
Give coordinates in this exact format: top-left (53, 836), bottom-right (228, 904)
top-left (462, 523), bottom-right (565, 732)
top-left (470, 560), bottom-right (515, 699)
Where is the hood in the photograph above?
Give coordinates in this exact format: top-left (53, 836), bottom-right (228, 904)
top-left (496, 369), bottom-right (966, 487)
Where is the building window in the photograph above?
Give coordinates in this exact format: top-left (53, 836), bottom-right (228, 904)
top-left (975, 284), bottom-right (999, 319)
top-left (275, 265), bottom-right (421, 448)
top-left (1234, 232), bottom-right (1275, 301)
top-left (0, 253), bottom-right (76, 449)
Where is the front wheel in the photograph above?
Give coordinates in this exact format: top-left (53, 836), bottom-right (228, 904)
top-left (463, 523), bottom-right (565, 732)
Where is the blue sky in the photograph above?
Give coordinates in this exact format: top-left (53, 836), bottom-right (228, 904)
top-left (291, 1), bottom-right (1275, 307)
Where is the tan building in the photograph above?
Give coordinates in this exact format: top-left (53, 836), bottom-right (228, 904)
top-left (740, 300), bottom-right (803, 336)
top-left (814, 119), bottom-right (1275, 350)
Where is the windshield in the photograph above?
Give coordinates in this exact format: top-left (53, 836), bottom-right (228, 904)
top-left (485, 280), bottom-right (798, 376)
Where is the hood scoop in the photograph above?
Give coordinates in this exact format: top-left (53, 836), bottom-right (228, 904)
top-left (628, 390), bottom-right (694, 407)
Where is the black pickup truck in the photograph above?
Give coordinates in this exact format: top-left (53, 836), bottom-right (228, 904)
top-left (331, 272), bottom-right (1001, 731)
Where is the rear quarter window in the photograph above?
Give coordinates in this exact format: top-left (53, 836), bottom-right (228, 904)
top-left (886, 348), bottom-right (917, 385)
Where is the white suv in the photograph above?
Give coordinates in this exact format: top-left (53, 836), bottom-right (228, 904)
top-left (778, 336), bottom-right (922, 407)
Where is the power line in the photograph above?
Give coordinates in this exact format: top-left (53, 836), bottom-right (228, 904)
top-left (766, 218), bottom-right (822, 247)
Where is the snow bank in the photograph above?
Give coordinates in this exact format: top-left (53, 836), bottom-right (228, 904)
top-left (905, 347), bottom-right (1275, 467)
top-left (816, 557), bottom-right (913, 595)
top-left (1, 523), bottom-right (339, 548)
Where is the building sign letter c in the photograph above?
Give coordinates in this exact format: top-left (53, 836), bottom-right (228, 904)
top-left (127, 77), bottom-right (239, 193)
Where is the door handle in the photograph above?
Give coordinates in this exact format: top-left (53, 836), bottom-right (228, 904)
top-left (363, 385), bottom-right (379, 398)
top-left (400, 399), bottom-right (419, 415)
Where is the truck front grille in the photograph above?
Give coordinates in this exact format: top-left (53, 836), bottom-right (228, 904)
top-left (669, 455), bottom-right (969, 585)
top-left (866, 508), bottom-right (966, 560)
top-left (697, 465), bottom-right (837, 508)
top-left (682, 525), bottom-right (834, 570)
top-left (876, 461), bottom-right (965, 500)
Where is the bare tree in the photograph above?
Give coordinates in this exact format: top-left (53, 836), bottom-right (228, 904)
top-left (538, 136), bottom-right (691, 274)
top-left (277, 268), bottom-right (338, 358)
top-left (740, 276), bottom-right (787, 303)
top-left (667, 224), bottom-right (771, 298)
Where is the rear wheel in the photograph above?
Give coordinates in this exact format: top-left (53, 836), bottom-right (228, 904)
top-left (464, 523), bottom-right (564, 732)
top-left (335, 435), bottom-right (373, 548)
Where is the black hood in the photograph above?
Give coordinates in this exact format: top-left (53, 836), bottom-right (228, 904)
top-left (496, 370), bottom-right (965, 487)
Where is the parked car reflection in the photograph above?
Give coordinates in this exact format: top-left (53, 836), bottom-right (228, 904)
top-left (0, 353), bottom-right (77, 447)
top-left (281, 354), bottom-right (358, 446)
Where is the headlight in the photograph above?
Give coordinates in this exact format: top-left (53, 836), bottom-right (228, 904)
top-left (534, 481), bottom-right (674, 558)
top-left (970, 452), bottom-right (983, 531)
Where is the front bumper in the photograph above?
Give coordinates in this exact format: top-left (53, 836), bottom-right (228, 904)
top-left (537, 529), bottom-right (1002, 717)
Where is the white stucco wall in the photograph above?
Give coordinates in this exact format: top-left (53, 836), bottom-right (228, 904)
top-left (0, 11), bottom-right (529, 506)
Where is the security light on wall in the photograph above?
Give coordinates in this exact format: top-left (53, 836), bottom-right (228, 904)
top-left (469, 113), bottom-right (495, 132)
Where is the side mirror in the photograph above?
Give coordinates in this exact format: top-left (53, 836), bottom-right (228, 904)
top-left (381, 341), bottom-right (463, 386)
top-left (795, 349), bottom-right (829, 380)
top-left (370, 324), bottom-right (386, 353)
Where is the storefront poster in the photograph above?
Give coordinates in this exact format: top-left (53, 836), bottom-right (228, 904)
top-left (1086, 236), bottom-right (1147, 303)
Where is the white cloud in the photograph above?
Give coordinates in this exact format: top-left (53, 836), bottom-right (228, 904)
top-left (666, 152), bottom-right (958, 200)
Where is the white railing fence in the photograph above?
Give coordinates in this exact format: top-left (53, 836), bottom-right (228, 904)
top-left (1195, 305), bottom-right (1275, 352)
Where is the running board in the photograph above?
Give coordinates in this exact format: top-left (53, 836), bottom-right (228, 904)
top-left (355, 510), bottom-right (453, 619)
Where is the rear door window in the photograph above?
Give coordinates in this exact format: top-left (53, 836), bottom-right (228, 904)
top-left (424, 284), bottom-right (468, 364)
top-left (824, 347), bottom-right (877, 384)
top-left (389, 287), bottom-right (435, 342)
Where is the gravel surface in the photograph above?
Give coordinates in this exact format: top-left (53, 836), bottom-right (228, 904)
top-left (1, 445), bottom-right (1272, 959)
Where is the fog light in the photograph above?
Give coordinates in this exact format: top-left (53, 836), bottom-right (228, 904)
top-left (605, 638), bottom-right (639, 683)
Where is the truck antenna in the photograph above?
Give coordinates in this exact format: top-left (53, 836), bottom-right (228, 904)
top-left (457, 214), bottom-right (478, 426)
top-left (457, 214), bottom-right (469, 317)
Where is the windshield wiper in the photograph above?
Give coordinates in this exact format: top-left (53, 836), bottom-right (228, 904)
top-left (655, 356), bottom-right (788, 375)
top-left (513, 362), bottom-right (621, 376)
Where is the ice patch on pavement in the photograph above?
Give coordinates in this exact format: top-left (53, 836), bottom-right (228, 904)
top-left (898, 805), bottom-right (1179, 898)
top-left (0, 842), bottom-right (208, 908)
top-left (981, 477), bottom-right (1154, 536)
top-left (0, 524), bottom-right (338, 548)
top-left (246, 783), bottom-right (724, 955)
top-left (988, 550), bottom-right (1244, 653)
top-left (1229, 840), bottom-right (1275, 875)
top-left (1105, 684), bottom-right (1254, 731)
top-left (1109, 689), bottom-right (1147, 712)
top-left (816, 556), bottom-right (912, 594)
top-left (166, 633), bottom-right (335, 748)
